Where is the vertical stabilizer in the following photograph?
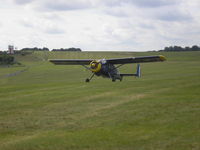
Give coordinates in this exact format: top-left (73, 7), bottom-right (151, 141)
top-left (136, 64), bottom-right (141, 77)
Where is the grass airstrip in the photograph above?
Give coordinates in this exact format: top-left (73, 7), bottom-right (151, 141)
top-left (0, 51), bottom-right (199, 150)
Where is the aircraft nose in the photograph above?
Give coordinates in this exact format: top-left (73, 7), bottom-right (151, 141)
top-left (91, 63), bottom-right (96, 68)
top-left (90, 61), bottom-right (102, 72)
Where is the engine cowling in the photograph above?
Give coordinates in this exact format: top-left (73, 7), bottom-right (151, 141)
top-left (90, 60), bottom-right (101, 73)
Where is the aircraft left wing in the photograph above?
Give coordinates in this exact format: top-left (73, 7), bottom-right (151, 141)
top-left (49, 59), bottom-right (93, 65)
top-left (106, 55), bottom-right (166, 64)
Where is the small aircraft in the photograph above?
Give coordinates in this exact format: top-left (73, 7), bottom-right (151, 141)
top-left (49, 55), bottom-right (166, 82)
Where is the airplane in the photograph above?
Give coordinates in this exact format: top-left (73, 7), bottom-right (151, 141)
top-left (49, 55), bottom-right (166, 82)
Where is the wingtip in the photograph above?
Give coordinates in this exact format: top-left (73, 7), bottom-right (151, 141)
top-left (159, 55), bottom-right (166, 61)
top-left (48, 59), bottom-right (53, 63)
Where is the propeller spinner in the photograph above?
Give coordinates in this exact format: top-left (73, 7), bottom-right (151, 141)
top-left (90, 60), bottom-right (102, 73)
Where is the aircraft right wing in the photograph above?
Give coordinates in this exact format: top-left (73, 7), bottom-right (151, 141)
top-left (49, 59), bottom-right (93, 65)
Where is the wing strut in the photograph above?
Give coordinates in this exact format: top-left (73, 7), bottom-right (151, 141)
top-left (85, 73), bottom-right (95, 82)
top-left (115, 64), bottom-right (124, 69)
top-left (81, 65), bottom-right (91, 70)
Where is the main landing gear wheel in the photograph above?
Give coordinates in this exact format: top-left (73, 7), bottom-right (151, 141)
top-left (85, 78), bottom-right (90, 82)
top-left (112, 79), bottom-right (116, 82)
top-left (85, 73), bottom-right (95, 82)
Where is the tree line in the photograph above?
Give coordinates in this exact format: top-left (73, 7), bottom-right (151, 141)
top-left (52, 48), bottom-right (81, 52)
top-left (160, 45), bottom-right (200, 52)
top-left (21, 47), bottom-right (49, 51)
top-left (20, 47), bottom-right (82, 52)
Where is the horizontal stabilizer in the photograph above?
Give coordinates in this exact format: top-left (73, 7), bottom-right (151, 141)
top-left (120, 74), bottom-right (137, 77)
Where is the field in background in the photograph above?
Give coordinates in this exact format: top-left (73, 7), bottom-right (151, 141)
top-left (0, 51), bottom-right (200, 150)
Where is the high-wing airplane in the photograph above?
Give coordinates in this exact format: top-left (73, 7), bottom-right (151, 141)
top-left (49, 55), bottom-right (166, 82)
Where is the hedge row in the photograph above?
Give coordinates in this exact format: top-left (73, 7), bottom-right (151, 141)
top-left (0, 55), bottom-right (15, 65)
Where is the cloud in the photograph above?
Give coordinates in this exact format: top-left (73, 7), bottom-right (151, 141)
top-left (19, 17), bottom-right (65, 35)
top-left (13, 0), bottom-right (180, 13)
top-left (139, 23), bottom-right (155, 30)
top-left (39, 0), bottom-right (92, 11)
top-left (99, 0), bottom-right (178, 8)
top-left (13, 0), bottom-right (34, 5)
top-left (1, 0), bottom-right (200, 51)
top-left (42, 13), bottom-right (63, 21)
top-left (102, 0), bottom-right (183, 21)
top-left (127, 0), bottom-right (178, 8)
top-left (45, 26), bottom-right (65, 34)
top-left (156, 10), bottom-right (192, 22)
top-left (20, 19), bottom-right (34, 28)
top-left (103, 6), bottom-right (130, 17)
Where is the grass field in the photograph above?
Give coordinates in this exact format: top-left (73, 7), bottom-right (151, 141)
top-left (0, 51), bottom-right (200, 150)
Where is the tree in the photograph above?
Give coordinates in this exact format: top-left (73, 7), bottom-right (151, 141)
top-left (191, 45), bottom-right (199, 51)
top-left (0, 54), bottom-right (15, 65)
top-left (52, 47), bottom-right (82, 52)
top-left (162, 45), bottom-right (200, 52)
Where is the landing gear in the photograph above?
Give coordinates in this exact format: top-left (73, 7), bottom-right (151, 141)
top-left (112, 75), bottom-right (122, 82)
top-left (85, 78), bottom-right (90, 82)
top-left (112, 78), bottom-right (116, 82)
top-left (85, 73), bottom-right (95, 82)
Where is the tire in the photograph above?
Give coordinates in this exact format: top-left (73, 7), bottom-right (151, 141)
top-left (85, 78), bottom-right (90, 82)
top-left (112, 79), bottom-right (116, 82)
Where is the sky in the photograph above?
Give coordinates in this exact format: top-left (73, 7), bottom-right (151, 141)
top-left (0, 0), bottom-right (200, 51)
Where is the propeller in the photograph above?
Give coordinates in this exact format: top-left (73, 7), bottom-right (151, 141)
top-left (89, 60), bottom-right (102, 72)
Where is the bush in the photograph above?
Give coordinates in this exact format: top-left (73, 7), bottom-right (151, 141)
top-left (0, 54), bottom-right (15, 65)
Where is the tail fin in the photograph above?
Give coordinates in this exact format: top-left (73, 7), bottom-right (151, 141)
top-left (136, 64), bottom-right (141, 77)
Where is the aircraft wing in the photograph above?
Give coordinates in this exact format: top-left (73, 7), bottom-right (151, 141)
top-left (49, 55), bottom-right (166, 65)
top-left (49, 59), bottom-right (92, 65)
top-left (106, 55), bottom-right (166, 64)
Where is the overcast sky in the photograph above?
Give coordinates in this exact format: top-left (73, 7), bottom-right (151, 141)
top-left (0, 0), bottom-right (200, 51)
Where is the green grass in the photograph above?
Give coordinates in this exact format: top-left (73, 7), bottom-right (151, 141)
top-left (0, 51), bottom-right (200, 150)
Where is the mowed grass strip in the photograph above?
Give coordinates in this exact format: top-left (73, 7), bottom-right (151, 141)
top-left (0, 51), bottom-right (199, 150)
